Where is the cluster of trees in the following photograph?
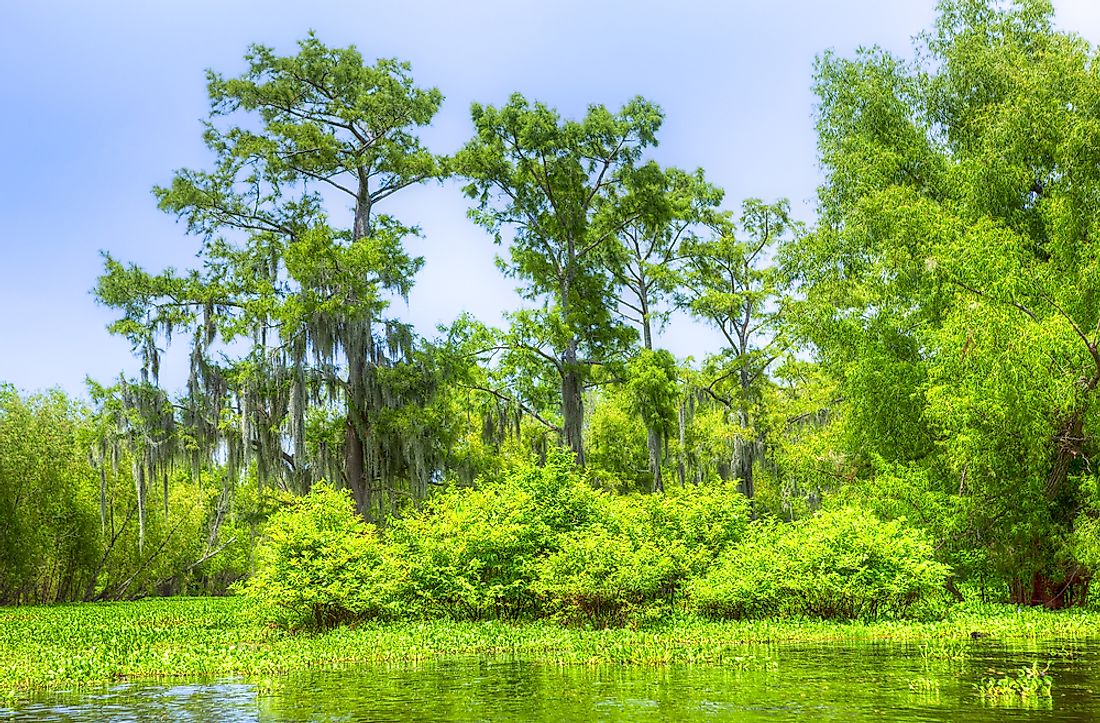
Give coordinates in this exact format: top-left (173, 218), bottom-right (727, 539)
top-left (7, 0), bottom-right (1100, 610)
top-left (0, 385), bottom-right (260, 604)
top-left (93, 34), bottom-right (794, 523)
top-left (92, 35), bottom-right (796, 526)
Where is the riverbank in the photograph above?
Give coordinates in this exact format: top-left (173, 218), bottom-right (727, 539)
top-left (3, 597), bottom-right (1099, 692)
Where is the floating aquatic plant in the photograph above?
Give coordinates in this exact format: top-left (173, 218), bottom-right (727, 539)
top-left (977, 662), bottom-right (1052, 702)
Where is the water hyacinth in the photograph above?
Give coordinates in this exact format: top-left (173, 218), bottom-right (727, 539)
top-left (3, 598), bottom-right (1100, 693)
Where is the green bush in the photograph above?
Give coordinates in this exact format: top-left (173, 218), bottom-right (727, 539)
top-left (535, 519), bottom-right (684, 626)
top-left (650, 481), bottom-right (751, 574)
top-left (387, 483), bottom-right (545, 619)
top-left (535, 482), bottom-right (751, 626)
top-left (241, 459), bottom-right (947, 629)
top-left (0, 386), bottom-right (100, 603)
top-left (690, 507), bottom-right (949, 620)
top-left (388, 449), bottom-right (601, 620)
top-left (238, 484), bottom-right (398, 628)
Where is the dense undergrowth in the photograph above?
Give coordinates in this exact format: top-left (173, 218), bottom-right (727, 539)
top-left (239, 451), bottom-right (949, 629)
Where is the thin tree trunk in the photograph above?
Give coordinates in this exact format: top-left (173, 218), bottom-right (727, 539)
top-left (561, 340), bottom-right (586, 466)
top-left (735, 361), bottom-right (757, 506)
top-left (641, 296), bottom-right (653, 353)
top-left (83, 504), bottom-right (135, 601)
top-left (648, 426), bottom-right (664, 492)
top-left (345, 183), bottom-right (373, 518)
top-left (641, 299), bottom-right (664, 492)
top-left (733, 432), bottom-right (754, 500)
top-left (677, 400), bottom-right (688, 487)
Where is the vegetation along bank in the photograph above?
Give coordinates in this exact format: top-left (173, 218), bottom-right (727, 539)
top-left (5, 2), bottom-right (1100, 693)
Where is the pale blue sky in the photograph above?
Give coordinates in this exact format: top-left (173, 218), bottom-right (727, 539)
top-left (2, 1), bottom-right (1098, 395)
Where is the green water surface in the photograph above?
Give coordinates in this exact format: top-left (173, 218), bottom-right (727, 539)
top-left (7, 640), bottom-right (1099, 721)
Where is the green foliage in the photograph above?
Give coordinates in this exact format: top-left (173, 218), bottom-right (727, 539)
top-left (0, 386), bottom-right (99, 603)
top-left (674, 397), bottom-right (742, 486)
top-left (691, 507), bottom-right (948, 620)
top-left (0, 385), bottom-right (250, 604)
top-left (241, 451), bottom-right (759, 627)
top-left (658, 481), bottom-right (752, 567)
top-left (389, 450), bottom-right (602, 620)
top-left (977, 662), bottom-right (1053, 702)
top-left (535, 481), bottom-right (750, 626)
top-left (239, 484), bottom-right (398, 628)
top-left (3, 596), bottom-right (1098, 693)
top-left (751, 358), bottom-right (844, 519)
top-left (456, 93), bottom-right (662, 463)
top-left (677, 199), bottom-right (796, 499)
top-left (96, 33), bottom-right (449, 516)
top-left (535, 521), bottom-right (680, 626)
top-left (35, 1), bottom-right (1100, 625)
top-left (782, 0), bottom-right (1100, 591)
top-left (1069, 512), bottom-right (1100, 575)
top-left (95, 471), bottom-right (214, 600)
top-left (610, 165), bottom-right (724, 350)
top-left (623, 350), bottom-right (679, 435)
top-left (586, 388), bottom-right (650, 491)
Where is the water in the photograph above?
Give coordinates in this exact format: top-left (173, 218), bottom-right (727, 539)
top-left (6, 640), bottom-right (1100, 721)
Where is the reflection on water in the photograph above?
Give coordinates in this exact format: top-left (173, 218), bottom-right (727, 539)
top-left (6, 640), bottom-right (1100, 721)
top-left (4, 682), bottom-right (258, 722)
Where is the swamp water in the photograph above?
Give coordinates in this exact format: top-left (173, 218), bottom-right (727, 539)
top-left (6, 640), bottom-right (1100, 721)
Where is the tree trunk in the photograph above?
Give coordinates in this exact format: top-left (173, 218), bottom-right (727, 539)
top-left (344, 319), bottom-right (372, 518)
top-left (640, 295), bottom-right (653, 353)
top-left (344, 415), bottom-right (368, 516)
top-left (732, 396), bottom-right (755, 502)
top-left (733, 433), bottom-right (754, 501)
top-left (735, 363), bottom-right (757, 506)
top-left (677, 399), bottom-right (688, 487)
top-left (648, 425), bottom-right (663, 492)
top-left (345, 182), bottom-right (373, 518)
top-left (640, 297), bottom-right (663, 491)
top-left (561, 340), bottom-right (586, 466)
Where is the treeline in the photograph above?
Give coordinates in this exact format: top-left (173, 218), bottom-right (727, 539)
top-left (9, 0), bottom-right (1100, 611)
top-left (0, 386), bottom-right (261, 604)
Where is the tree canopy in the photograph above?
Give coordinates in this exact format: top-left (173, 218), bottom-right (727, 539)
top-left (455, 95), bottom-right (665, 466)
top-left (791, 0), bottom-right (1100, 598)
top-left (97, 34), bottom-right (448, 519)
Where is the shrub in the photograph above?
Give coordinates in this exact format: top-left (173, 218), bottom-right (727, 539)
top-left (535, 519), bottom-right (684, 626)
top-left (238, 484), bottom-right (398, 628)
top-left (387, 483), bottom-right (544, 619)
top-left (389, 448), bottom-right (601, 620)
top-left (0, 387), bottom-right (100, 603)
top-left (650, 481), bottom-right (750, 574)
top-left (690, 507), bottom-right (949, 620)
top-left (535, 482), bottom-right (751, 625)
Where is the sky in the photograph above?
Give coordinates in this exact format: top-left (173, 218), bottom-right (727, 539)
top-left (2, 0), bottom-right (1100, 396)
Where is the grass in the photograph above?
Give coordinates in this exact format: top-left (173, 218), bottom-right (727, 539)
top-left (2, 597), bottom-right (1100, 693)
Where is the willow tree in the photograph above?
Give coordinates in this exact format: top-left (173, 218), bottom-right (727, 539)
top-left (97, 35), bottom-right (445, 518)
top-left (793, 0), bottom-right (1100, 601)
top-left (456, 94), bottom-right (662, 465)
